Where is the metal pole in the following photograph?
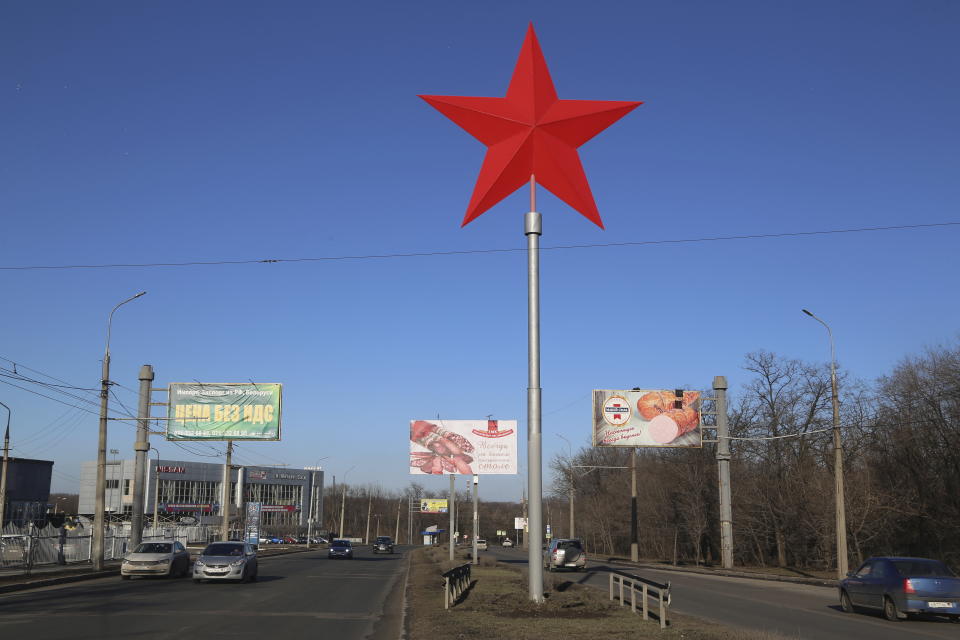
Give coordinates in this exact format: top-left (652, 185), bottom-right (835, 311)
top-left (92, 291), bottom-right (145, 571)
top-left (713, 376), bottom-right (734, 569)
top-left (449, 474), bottom-right (456, 562)
top-left (803, 309), bottom-right (848, 578)
top-left (0, 401), bottom-right (10, 527)
top-left (526, 176), bottom-right (544, 603)
top-left (472, 474), bottom-right (479, 565)
top-left (317, 470), bottom-right (324, 542)
top-left (152, 449), bottom-right (160, 529)
top-left (631, 449), bottom-right (638, 562)
top-left (339, 485), bottom-right (346, 538)
top-left (129, 365), bottom-right (153, 548)
top-left (220, 441), bottom-right (233, 541)
top-left (307, 471), bottom-right (316, 548)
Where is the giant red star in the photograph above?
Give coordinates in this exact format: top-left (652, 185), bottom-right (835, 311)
top-left (420, 24), bottom-right (642, 229)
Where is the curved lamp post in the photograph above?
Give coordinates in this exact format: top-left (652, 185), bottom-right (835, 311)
top-left (92, 291), bottom-right (146, 570)
top-left (802, 308), bottom-right (848, 578)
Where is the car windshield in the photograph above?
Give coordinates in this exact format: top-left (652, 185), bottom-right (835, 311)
top-left (133, 543), bottom-right (172, 554)
top-left (333, 540), bottom-right (351, 547)
top-left (893, 560), bottom-right (955, 577)
top-left (204, 543), bottom-right (244, 556)
top-left (377, 537), bottom-right (391, 543)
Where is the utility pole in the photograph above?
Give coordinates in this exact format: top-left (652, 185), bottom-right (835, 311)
top-left (220, 441), bottom-right (233, 541)
top-left (93, 291), bottom-right (146, 571)
top-left (568, 471), bottom-right (575, 539)
top-left (395, 497), bottom-right (402, 543)
top-left (448, 475), bottom-right (456, 562)
top-left (364, 493), bottom-right (372, 544)
top-left (339, 484), bottom-right (346, 538)
top-left (0, 401), bottom-right (10, 527)
top-left (630, 449), bottom-right (638, 562)
top-left (129, 365), bottom-right (153, 548)
top-left (714, 376), bottom-right (734, 569)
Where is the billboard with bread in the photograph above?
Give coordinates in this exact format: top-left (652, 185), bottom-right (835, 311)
top-left (592, 389), bottom-right (701, 448)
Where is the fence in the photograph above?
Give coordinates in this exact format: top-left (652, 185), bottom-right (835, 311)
top-left (608, 569), bottom-right (671, 630)
top-left (0, 522), bottom-right (215, 575)
top-left (442, 563), bottom-right (472, 610)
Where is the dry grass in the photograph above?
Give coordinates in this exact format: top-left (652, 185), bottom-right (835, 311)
top-left (406, 547), bottom-right (790, 640)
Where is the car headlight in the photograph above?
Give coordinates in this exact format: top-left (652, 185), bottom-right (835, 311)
top-left (195, 559), bottom-right (205, 567)
top-left (230, 558), bottom-right (246, 567)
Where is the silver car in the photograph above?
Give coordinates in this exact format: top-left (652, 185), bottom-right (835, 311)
top-left (121, 541), bottom-right (191, 579)
top-left (193, 541), bottom-right (258, 583)
top-left (544, 538), bottom-right (587, 571)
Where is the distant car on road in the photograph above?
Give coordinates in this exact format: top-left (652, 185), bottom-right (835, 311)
top-left (475, 539), bottom-right (488, 551)
top-left (543, 538), bottom-right (587, 572)
top-left (502, 539), bottom-right (513, 547)
top-left (372, 536), bottom-right (394, 554)
top-left (328, 539), bottom-right (354, 559)
top-left (839, 556), bottom-right (960, 622)
top-left (121, 541), bottom-right (191, 579)
top-left (193, 541), bottom-right (258, 583)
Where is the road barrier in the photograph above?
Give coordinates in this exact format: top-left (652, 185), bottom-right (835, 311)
top-left (608, 569), bottom-right (671, 629)
top-left (442, 563), bottom-right (471, 610)
top-left (0, 523), bottom-right (215, 575)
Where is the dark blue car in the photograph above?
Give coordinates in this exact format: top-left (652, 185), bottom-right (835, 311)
top-left (839, 556), bottom-right (960, 622)
top-left (328, 539), bottom-right (353, 559)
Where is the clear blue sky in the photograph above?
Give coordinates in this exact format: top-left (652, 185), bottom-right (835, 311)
top-left (2, 1), bottom-right (958, 500)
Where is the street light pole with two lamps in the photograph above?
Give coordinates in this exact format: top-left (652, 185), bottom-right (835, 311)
top-left (802, 308), bottom-right (848, 579)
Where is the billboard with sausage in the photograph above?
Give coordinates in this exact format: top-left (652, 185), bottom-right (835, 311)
top-left (592, 389), bottom-right (702, 448)
top-left (409, 419), bottom-right (518, 475)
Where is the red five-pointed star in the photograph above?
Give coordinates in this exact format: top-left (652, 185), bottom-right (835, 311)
top-left (420, 24), bottom-right (642, 228)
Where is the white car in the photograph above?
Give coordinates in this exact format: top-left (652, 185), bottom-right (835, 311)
top-left (475, 539), bottom-right (488, 551)
top-left (502, 539), bottom-right (513, 547)
top-left (121, 541), bottom-right (191, 579)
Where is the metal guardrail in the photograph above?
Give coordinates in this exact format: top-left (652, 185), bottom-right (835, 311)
top-left (609, 570), bottom-right (671, 629)
top-left (442, 563), bottom-right (472, 610)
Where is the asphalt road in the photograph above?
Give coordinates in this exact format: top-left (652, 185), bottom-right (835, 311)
top-left (486, 546), bottom-right (960, 639)
top-left (0, 546), bottom-right (408, 640)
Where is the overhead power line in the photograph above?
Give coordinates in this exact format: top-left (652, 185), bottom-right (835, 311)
top-left (0, 221), bottom-right (956, 271)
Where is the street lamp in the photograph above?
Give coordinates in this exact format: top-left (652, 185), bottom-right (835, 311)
top-left (93, 291), bottom-right (146, 570)
top-left (0, 401), bottom-right (10, 527)
top-left (802, 308), bottom-right (848, 579)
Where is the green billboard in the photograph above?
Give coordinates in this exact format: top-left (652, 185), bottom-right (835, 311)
top-left (166, 382), bottom-right (282, 441)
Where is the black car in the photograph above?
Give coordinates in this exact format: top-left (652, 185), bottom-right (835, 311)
top-left (372, 536), bottom-right (394, 554)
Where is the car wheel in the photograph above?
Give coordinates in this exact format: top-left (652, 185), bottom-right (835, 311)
top-left (883, 596), bottom-right (903, 621)
top-left (840, 590), bottom-right (854, 613)
top-left (121, 575), bottom-right (131, 580)
top-left (250, 571), bottom-right (258, 582)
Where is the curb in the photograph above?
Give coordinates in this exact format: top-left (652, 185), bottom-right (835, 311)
top-left (605, 557), bottom-right (838, 588)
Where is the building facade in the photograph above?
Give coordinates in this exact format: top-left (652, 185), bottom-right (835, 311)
top-left (79, 459), bottom-right (323, 530)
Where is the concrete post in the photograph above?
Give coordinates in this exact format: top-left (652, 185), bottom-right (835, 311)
top-left (449, 474), bottom-right (456, 562)
top-left (714, 376), bottom-right (734, 569)
top-left (472, 474), bottom-right (479, 565)
top-left (129, 365), bottom-right (153, 548)
top-left (220, 441), bottom-right (233, 541)
top-left (630, 448), bottom-right (638, 562)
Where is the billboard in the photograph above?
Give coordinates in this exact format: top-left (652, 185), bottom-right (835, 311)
top-left (593, 389), bottom-right (702, 448)
top-left (420, 498), bottom-right (449, 514)
top-left (166, 382), bottom-right (282, 441)
top-left (410, 419), bottom-right (518, 475)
